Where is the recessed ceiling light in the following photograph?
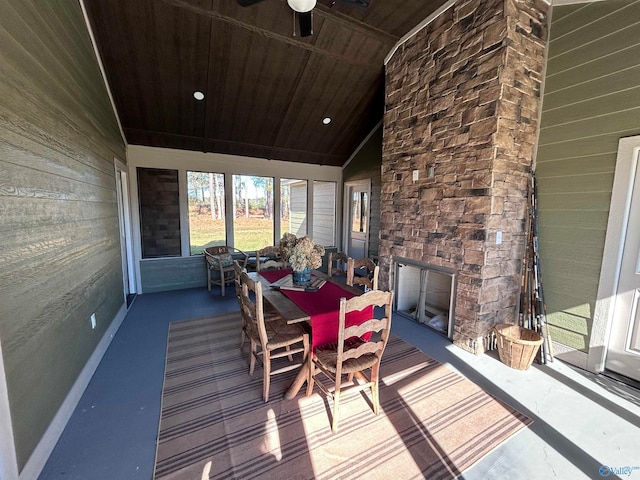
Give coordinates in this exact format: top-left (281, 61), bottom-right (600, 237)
top-left (322, 117), bottom-right (331, 125)
top-left (193, 91), bottom-right (205, 101)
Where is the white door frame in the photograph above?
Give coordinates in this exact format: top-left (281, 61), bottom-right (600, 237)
top-left (589, 135), bottom-right (640, 372)
top-left (342, 179), bottom-right (371, 257)
top-left (115, 159), bottom-right (136, 297)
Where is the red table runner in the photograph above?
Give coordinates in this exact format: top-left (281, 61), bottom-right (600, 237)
top-left (259, 269), bottom-right (372, 350)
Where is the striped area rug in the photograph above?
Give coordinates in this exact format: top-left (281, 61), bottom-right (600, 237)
top-left (154, 313), bottom-right (531, 480)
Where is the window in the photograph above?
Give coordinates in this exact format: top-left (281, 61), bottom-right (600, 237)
top-left (233, 175), bottom-right (274, 251)
top-left (281, 178), bottom-right (307, 237)
top-left (312, 181), bottom-right (336, 246)
top-left (352, 191), bottom-right (368, 233)
top-left (136, 166), bottom-right (339, 260)
top-left (187, 171), bottom-right (226, 255)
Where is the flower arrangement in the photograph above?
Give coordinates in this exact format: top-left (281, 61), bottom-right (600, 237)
top-left (279, 233), bottom-right (325, 272)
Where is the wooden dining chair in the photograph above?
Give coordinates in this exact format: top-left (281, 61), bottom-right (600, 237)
top-left (306, 289), bottom-right (393, 433)
top-left (235, 260), bottom-right (283, 350)
top-left (328, 251), bottom-right (349, 279)
top-left (240, 271), bottom-right (309, 402)
top-left (256, 245), bottom-right (286, 271)
top-left (233, 260), bottom-right (253, 349)
top-left (346, 257), bottom-right (379, 291)
top-left (205, 245), bottom-right (248, 296)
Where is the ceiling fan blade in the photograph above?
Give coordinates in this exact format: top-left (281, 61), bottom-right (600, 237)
top-left (299, 11), bottom-right (313, 37)
top-left (335, 0), bottom-right (371, 7)
top-left (236, 0), bottom-right (267, 6)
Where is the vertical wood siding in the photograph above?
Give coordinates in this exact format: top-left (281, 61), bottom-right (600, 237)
top-left (312, 182), bottom-right (337, 246)
top-left (536, 0), bottom-right (640, 350)
top-left (0, 0), bottom-right (126, 470)
top-left (289, 183), bottom-right (307, 236)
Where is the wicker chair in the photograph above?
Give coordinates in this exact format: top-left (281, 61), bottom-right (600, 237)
top-left (204, 246), bottom-right (248, 296)
top-left (346, 257), bottom-right (379, 291)
top-left (240, 271), bottom-right (309, 402)
top-left (328, 251), bottom-right (349, 279)
top-left (256, 245), bottom-right (286, 271)
top-left (306, 289), bottom-right (394, 433)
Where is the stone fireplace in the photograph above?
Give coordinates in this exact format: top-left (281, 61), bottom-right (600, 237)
top-left (379, 0), bottom-right (548, 354)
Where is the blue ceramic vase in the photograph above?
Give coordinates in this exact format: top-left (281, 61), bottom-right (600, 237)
top-left (292, 267), bottom-right (312, 286)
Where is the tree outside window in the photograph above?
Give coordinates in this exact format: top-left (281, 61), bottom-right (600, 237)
top-left (232, 175), bottom-right (274, 251)
top-left (187, 171), bottom-right (225, 254)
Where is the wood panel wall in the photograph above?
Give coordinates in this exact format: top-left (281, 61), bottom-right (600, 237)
top-left (140, 257), bottom-right (206, 293)
top-left (0, 0), bottom-right (126, 471)
top-left (536, 0), bottom-right (640, 351)
top-left (139, 248), bottom-right (339, 293)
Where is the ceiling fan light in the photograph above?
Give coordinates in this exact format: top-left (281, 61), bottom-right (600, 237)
top-left (287, 0), bottom-right (316, 13)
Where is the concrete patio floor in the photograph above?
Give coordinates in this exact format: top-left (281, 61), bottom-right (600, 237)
top-left (393, 318), bottom-right (640, 480)
top-left (39, 287), bottom-right (640, 480)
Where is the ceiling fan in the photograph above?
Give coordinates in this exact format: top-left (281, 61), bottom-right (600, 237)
top-left (237, 0), bottom-right (371, 37)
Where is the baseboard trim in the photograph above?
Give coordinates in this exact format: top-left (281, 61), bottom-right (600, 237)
top-left (18, 302), bottom-right (128, 480)
top-left (551, 341), bottom-right (588, 370)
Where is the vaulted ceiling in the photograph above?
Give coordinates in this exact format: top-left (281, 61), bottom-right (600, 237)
top-left (84, 0), bottom-right (450, 166)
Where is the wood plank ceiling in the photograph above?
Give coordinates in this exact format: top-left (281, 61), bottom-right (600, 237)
top-left (84, 0), bottom-right (449, 166)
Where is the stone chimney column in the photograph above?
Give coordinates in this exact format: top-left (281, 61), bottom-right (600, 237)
top-left (380, 0), bottom-right (549, 353)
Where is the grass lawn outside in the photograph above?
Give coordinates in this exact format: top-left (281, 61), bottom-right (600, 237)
top-left (189, 213), bottom-right (290, 254)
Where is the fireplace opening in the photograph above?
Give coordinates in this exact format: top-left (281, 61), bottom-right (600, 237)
top-left (393, 257), bottom-right (457, 338)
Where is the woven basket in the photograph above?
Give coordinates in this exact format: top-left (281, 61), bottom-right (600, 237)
top-left (494, 324), bottom-right (543, 370)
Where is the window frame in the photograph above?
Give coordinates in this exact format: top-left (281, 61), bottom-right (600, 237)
top-left (186, 170), bottom-right (227, 255)
top-left (127, 146), bottom-right (342, 292)
top-left (231, 174), bottom-right (276, 252)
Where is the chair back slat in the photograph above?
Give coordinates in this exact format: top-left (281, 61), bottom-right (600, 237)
top-left (343, 318), bottom-right (387, 339)
top-left (328, 251), bottom-right (349, 278)
top-left (260, 259), bottom-right (285, 271)
top-left (341, 341), bottom-right (384, 361)
top-left (346, 257), bottom-right (379, 291)
top-left (256, 245), bottom-right (286, 271)
top-left (342, 291), bottom-right (387, 312)
top-left (205, 245), bottom-right (229, 256)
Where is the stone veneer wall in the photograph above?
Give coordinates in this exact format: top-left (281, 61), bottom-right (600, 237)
top-left (380, 0), bottom-right (548, 354)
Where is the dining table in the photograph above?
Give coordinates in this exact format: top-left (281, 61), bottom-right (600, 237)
top-left (249, 268), bottom-right (366, 400)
